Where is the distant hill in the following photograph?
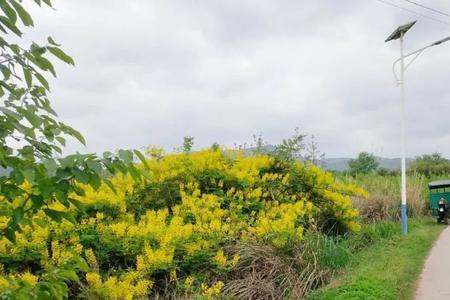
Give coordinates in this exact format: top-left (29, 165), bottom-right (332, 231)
top-left (321, 157), bottom-right (413, 172)
top-left (244, 145), bottom-right (413, 171)
top-left (244, 145), bottom-right (411, 172)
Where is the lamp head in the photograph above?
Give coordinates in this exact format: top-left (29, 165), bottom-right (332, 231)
top-left (385, 21), bottom-right (417, 42)
top-left (432, 36), bottom-right (450, 46)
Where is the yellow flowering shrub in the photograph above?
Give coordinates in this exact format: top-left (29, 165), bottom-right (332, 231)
top-left (0, 148), bottom-right (365, 299)
top-left (85, 271), bottom-right (152, 300)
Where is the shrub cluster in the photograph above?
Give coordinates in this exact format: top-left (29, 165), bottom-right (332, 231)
top-left (0, 149), bottom-right (366, 299)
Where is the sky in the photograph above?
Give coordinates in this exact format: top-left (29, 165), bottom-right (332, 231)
top-left (23, 0), bottom-right (450, 158)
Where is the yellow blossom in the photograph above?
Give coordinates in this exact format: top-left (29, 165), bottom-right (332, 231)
top-left (19, 272), bottom-right (38, 286)
top-left (213, 250), bottom-right (227, 267)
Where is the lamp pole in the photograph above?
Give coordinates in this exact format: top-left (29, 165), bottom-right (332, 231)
top-left (386, 21), bottom-right (450, 235)
top-left (399, 32), bottom-right (407, 235)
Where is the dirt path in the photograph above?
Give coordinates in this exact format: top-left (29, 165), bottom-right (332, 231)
top-left (415, 226), bottom-right (450, 300)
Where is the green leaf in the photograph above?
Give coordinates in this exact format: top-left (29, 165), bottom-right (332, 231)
top-left (21, 166), bottom-right (35, 182)
top-left (34, 72), bottom-right (50, 90)
top-left (10, 1), bottom-right (33, 26)
top-left (58, 269), bottom-right (79, 282)
top-left (4, 227), bottom-right (16, 243)
top-left (34, 218), bottom-right (48, 228)
top-left (42, 0), bottom-right (52, 7)
top-left (118, 149), bottom-right (133, 164)
top-left (43, 209), bottom-right (66, 222)
top-left (40, 98), bottom-right (58, 116)
top-left (48, 47), bottom-right (74, 65)
top-left (88, 173), bottom-right (101, 190)
top-left (20, 106), bottom-right (42, 127)
top-left (43, 158), bottom-right (58, 175)
top-left (134, 149), bottom-right (149, 169)
top-left (0, 107), bottom-right (20, 119)
top-left (31, 194), bottom-right (45, 209)
top-left (23, 67), bottom-right (33, 88)
top-left (86, 160), bottom-right (102, 174)
top-left (39, 180), bottom-right (55, 198)
top-left (34, 55), bottom-right (56, 76)
top-left (13, 206), bottom-right (24, 225)
top-left (68, 198), bottom-right (85, 211)
top-left (59, 155), bottom-right (77, 169)
top-left (128, 165), bottom-right (141, 182)
top-left (0, 0), bottom-right (17, 24)
top-left (56, 168), bottom-right (72, 180)
top-left (55, 190), bottom-right (69, 207)
top-left (63, 212), bottom-right (76, 224)
top-left (47, 36), bottom-right (60, 46)
top-left (61, 125), bottom-right (86, 146)
top-left (55, 136), bottom-right (66, 146)
top-left (0, 65), bottom-right (11, 80)
top-left (0, 23), bottom-right (7, 34)
top-left (0, 15), bottom-right (21, 36)
top-left (8, 43), bottom-right (19, 54)
top-left (72, 168), bottom-right (89, 184)
top-left (72, 256), bottom-right (89, 272)
top-left (72, 184), bottom-right (85, 197)
top-left (103, 178), bottom-right (117, 194)
top-left (56, 179), bottom-right (70, 192)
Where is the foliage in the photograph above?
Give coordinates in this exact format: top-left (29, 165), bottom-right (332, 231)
top-left (0, 148), bottom-right (366, 299)
top-left (410, 153), bottom-right (450, 176)
top-left (348, 152), bottom-right (379, 176)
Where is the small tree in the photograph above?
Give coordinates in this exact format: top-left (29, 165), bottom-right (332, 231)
top-left (305, 135), bottom-right (325, 167)
top-left (251, 132), bottom-right (267, 155)
top-left (348, 152), bottom-right (379, 176)
top-left (210, 142), bottom-right (220, 151)
top-left (182, 136), bottom-right (194, 153)
top-left (410, 153), bottom-right (450, 176)
top-left (271, 128), bottom-right (306, 161)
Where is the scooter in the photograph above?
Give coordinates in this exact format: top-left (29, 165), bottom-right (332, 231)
top-left (437, 198), bottom-right (449, 225)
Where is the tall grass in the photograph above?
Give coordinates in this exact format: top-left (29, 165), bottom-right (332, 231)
top-left (222, 235), bottom-right (351, 299)
top-left (222, 220), bottom-right (414, 300)
top-left (308, 219), bottom-right (444, 300)
top-left (341, 173), bottom-right (428, 221)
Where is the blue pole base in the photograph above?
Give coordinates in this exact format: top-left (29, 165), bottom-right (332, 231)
top-left (401, 204), bottom-right (407, 235)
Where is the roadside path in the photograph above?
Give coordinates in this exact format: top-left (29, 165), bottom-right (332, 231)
top-left (415, 226), bottom-right (450, 300)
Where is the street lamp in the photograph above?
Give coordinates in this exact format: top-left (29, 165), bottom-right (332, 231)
top-left (385, 21), bottom-right (450, 235)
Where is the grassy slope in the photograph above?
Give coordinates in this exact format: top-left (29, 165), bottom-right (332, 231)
top-left (308, 219), bottom-right (444, 300)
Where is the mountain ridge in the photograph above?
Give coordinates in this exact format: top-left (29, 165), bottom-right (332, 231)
top-left (321, 157), bottom-right (413, 171)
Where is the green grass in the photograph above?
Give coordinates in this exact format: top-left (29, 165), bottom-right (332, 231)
top-left (308, 219), bottom-right (444, 300)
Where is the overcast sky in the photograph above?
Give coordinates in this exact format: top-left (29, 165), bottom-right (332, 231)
top-left (24, 0), bottom-right (450, 158)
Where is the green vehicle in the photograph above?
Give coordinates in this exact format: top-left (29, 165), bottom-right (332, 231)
top-left (429, 180), bottom-right (450, 224)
